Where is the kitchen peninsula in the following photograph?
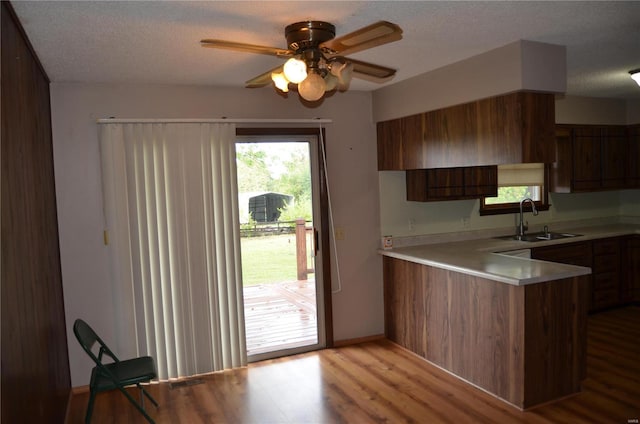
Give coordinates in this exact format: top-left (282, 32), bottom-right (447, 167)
top-left (380, 223), bottom-right (639, 410)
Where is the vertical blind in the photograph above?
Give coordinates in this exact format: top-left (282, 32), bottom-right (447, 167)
top-left (99, 122), bottom-right (247, 379)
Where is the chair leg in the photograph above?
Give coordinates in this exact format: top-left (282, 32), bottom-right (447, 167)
top-left (117, 386), bottom-right (156, 424)
top-left (138, 383), bottom-right (159, 407)
top-left (85, 391), bottom-right (96, 424)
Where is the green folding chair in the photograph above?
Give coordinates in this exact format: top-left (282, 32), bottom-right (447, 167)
top-left (73, 319), bottom-right (159, 423)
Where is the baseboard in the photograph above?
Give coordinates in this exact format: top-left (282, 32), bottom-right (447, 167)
top-left (64, 388), bottom-right (73, 424)
top-left (333, 334), bottom-right (385, 347)
top-left (72, 385), bottom-right (90, 394)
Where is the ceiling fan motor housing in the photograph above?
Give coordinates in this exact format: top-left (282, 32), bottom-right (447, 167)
top-left (285, 21), bottom-right (336, 52)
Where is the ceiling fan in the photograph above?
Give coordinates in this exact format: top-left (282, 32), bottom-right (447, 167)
top-left (201, 20), bottom-right (403, 102)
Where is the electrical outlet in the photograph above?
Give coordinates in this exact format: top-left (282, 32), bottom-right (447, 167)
top-left (462, 217), bottom-right (470, 227)
top-left (335, 227), bottom-right (345, 240)
top-left (408, 219), bottom-right (415, 231)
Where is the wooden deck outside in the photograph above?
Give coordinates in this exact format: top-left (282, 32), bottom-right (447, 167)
top-left (243, 279), bottom-right (318, 356)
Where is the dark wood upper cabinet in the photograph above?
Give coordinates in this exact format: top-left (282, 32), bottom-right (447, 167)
top-left (377, 91), bottom-right (555, 170)
top-left (626, 124), bottom-right (640, 188)
top-left (572, 126), bottom-right (602, 191)
top-left (406, 165), bottom-right (497, 201)
top-left (601, 126), bottom-right (627, 189)
top-left (552, 124), bottom-right (637, 193)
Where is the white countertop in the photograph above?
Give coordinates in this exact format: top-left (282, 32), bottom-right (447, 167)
top-left (379, 223), bottom-right (639, 286)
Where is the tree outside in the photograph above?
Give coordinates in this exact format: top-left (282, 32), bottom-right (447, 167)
top-left (236, 142), bottom-right (312, 223)
top-left (236, 141), bottom-right (314, 285)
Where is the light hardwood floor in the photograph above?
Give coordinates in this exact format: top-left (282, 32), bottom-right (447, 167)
top-left (67, 306), bottom-right (640, 423)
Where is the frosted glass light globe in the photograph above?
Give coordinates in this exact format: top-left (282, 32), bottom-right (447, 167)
top-left (299, 72), bottom-right (326, 102)
top-left (283, 58), bottom-right (307, 84)
top-left (631, 70), bottom-right (640, 87)
top-left (271, 72), bottom-right (289, 92)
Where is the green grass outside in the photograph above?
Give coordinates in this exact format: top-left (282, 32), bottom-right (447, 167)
top-left (241, 234), bottom-right (308, 286)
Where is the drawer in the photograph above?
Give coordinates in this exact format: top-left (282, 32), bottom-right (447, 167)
top-left (593, 254), bottom-right (620, 273)
top-left (593, 289), bottom-right (618, 309)
top-left (593, 273), bottom-right (619, 291)
top-left (531, 242), bottom-right (592, 267)
top-left (593, 238), bottom-right (621, 255)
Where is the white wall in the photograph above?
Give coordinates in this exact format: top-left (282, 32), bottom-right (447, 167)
top-left (372, 40), bottom-right (566, 122)
top-left (627, 99), bottom-right (640, 124)
top-left (555, 95), bottom-right (628, 125)
top-left (378, 171), bottom-right (630, 237)
top-left (51, 83), bottom-right (382, 386)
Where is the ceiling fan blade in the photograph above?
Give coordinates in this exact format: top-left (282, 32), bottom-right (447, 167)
top-left (320, 21), bottom-right (402, 56)
top-left (348, 58), bottom-right (397, 82)
top-left (200, 39), bottom-right (293, 57)
top-left (245, 65), bottom-right (284, 88)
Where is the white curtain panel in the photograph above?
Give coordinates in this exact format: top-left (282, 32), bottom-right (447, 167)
top-left (99, 122), bottom-right (247, 379)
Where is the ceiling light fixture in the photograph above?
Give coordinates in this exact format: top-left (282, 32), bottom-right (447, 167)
top-left (272, 55), bottom-right (354, 102)
top-left (201, 20), bottom-right (402, 103)
top-left (630, 69), bottom-right (640, 87)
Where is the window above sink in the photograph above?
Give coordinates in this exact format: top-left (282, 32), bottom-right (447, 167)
top-left (480, 163), bottom-right (550, 216)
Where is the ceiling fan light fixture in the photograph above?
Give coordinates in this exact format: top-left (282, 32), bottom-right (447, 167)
top-left (298, 71), bottom-right (326, 102)
top-left (202, 20), bottom-right (403, 102)
top-left (283, 57), bottom-right (307, 84)
top-left (324, 73), bottom-right (338, 92)
top-left (337, 62), bottom-right (354, 91)
top-left (630, 69), bottom-right (640, 87)
top-left (328, 57), bottom-right (354, 91)
top-left (271, 71), bottom-right (289, 92)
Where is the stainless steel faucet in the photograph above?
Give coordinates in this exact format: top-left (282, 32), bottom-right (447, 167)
top-left (517, 198), bottom-right (538, 240)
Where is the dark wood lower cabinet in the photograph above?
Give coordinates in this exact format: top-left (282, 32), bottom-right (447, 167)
top-left (592, 237), bottom-right (622, 310)
top-left (531, 236), bottom-right (638, 313)
top-left (530, 242), bottom-right (594, 310)
top-left (383, 257), bottom-right (588, 410)
top-left (622, 236), bottom-right (640, 302)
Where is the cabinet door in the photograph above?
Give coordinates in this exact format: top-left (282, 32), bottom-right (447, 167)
top-left (377, 118), bottom-right (403, 170)
top-left (531, 242), bottom-right (593, 311)
top-left (600, 127), bottom-right (627, 189)
top-left (401, 114), bottom-right (427, 170)
top-left (627, 125), bottom-right (640, 188)
top-left (406, 168), bottom-right (464, 201)
top-left (572, 127), bottom-right (601, 191)
top-left (520, 92), bottom-right (556, 163)
top-left (406, 166), bottom-right (497, 201)
top-left (592, 238), bottom-right (621, 310)
top-left (531, 242), bottom-right (592, 267)
top-left (423, 102), bottom-right (477, 168)
top-left (376, 119), bottom-right (402, 171)
top-left (377, 114), bottom-right (425, 170)
top-left (622, 236), bottom-right (640, 302)
top-left (463, 166), bottom-right (498, 197)
top-left (551, 126), bottom-right (573, 193)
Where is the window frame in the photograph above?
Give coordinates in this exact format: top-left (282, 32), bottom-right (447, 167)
top-left (479, 164), bottom-right (551, 216)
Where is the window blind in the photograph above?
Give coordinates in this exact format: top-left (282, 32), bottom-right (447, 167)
top-left (497, 163), bottom-right (545, 187)
top-left (99, 122), bottom-right (247, 380)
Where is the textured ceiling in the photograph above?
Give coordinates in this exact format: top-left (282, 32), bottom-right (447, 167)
top-left (11, 1), bottom-right (640, 99)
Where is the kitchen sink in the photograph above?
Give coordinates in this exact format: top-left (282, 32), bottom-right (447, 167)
top-left (495, 231), bottom-right (582, 242)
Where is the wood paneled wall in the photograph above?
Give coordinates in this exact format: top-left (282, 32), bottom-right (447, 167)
top-left (1, 2), bottom-right (71, 422)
